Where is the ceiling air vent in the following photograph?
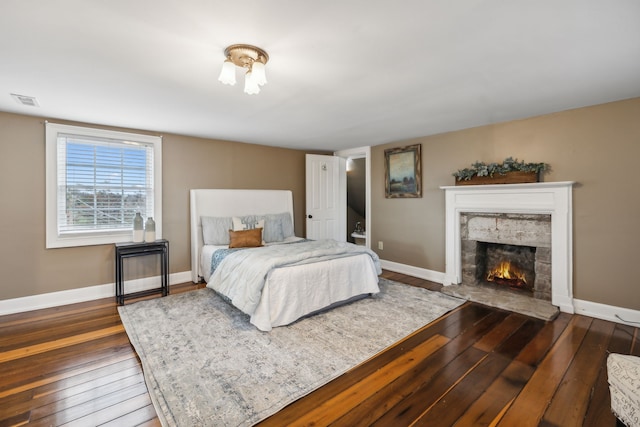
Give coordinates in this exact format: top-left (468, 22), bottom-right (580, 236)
top-left (11, 93), bottom-right (39, 107)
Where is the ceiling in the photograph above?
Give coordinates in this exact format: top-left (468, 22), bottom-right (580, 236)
top-left (2, 1), bottom-right (640, 151)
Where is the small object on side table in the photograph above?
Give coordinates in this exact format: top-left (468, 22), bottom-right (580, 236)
top-left (133, 212), bottom-right (144, 242)
top-left (145, 217), bottom-right (156, 242)
top-left (115, 239), bottom-right (169, 305)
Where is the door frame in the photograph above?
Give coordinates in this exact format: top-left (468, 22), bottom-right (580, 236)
top-left (334, 146), bottom-right (371, 249)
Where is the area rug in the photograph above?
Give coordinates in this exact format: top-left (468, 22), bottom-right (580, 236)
top-left (118, 278), bottom-right (464, 427)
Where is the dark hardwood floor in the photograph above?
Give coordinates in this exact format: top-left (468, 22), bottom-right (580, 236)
top-left (0, 271), bottom-right (637, 426)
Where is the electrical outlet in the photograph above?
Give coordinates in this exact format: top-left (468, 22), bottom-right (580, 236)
top-left (378, 241), bottom-right (384, 250)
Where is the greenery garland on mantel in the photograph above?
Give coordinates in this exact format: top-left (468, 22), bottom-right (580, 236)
top-left (453, 157), bottom-right (548, 182)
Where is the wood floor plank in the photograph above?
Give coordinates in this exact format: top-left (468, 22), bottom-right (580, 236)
top-left (473, 312), bottom-right (529, 352)
top-left (28, 373), bottom-right (146, 421)
top-left (454, 314), bottom-right (572, 426)
top-left (541, 318), bottom-right (615, 426)
top-left (59, 392), bottom-right (153, 427)
top-left (494, 318), bottom-right (547, 360)
top-left (495, 314), bottom-right (593, 427)
top-left (0, 410), bottom-right (31, 427)
top-left (328, 343), bottom-right (465, 426)
top-left (28, 382), bottom-right (148, 427)
top-left (0, 299), bottom-right (115, 329)
top-left (0, 312), bottom-right (123, 351)
top-left (0, 340), bottom-right (136, 398)
top-left (438, 304), bottom-right (496, 340)
top-left (371, 345), bottom-right (488, 426)
top-left (369, 311), bottom-right (511, 426)
top-left (416, 352), bottom-right (512, 426)
top-left (631, 327), bottom-right (639, 356)
top-left (28, 369), bottom-right (144, 420)
top-left (1, 365), bottom-right (143, 424)
top-left (583, 323), bottom-right (637, 426)
top-left (513, 312), bottom-right (573, 367)
top-left (31, 357), bottom-right (141, 400)
top-left (415, 315), bottom-right (547, 426)
top-left (0, 325), bottom-right (124, 364)
top-left (0, 389), bottom-right (32, 421)
top-left (136, 418), bottom-right (162, 427)
top-left (1, 331), bottom-right (132, 375)
top-left (453, 360), bottom-right (535, 427)
top-left (97, 403), bottom-right (158, 427)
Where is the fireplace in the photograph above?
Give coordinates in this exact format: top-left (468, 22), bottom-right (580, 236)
top-left (460, 213), bottom-right (551, 301)
top-left (441, 182), bottom-right (575, 314)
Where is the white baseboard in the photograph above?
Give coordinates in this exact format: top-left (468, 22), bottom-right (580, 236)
top-left (380, 259), bottom-right (640, 327)
top-left (573, 298), bottom-right (640, 327)
top-left (0, 270), bottom-right (193, 316)
top-left (380, 259), bottom-right (445, 284)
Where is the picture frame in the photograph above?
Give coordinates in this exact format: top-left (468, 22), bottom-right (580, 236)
top-left (384, 144), bottom-right (422, 198)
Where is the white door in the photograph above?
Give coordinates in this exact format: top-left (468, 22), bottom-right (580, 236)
top-left (305, 154), bottom-right (346, 240)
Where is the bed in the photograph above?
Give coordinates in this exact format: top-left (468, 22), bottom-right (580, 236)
top-left (190, 189), bottom-right (381, 331)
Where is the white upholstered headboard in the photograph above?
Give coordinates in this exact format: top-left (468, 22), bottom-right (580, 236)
top-left (190, 189), bottom-right (294, 283)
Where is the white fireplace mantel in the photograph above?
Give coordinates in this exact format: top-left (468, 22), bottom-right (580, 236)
top-left (440, 182), bottom-right (575, 313)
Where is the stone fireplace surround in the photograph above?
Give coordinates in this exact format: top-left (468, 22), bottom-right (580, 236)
top-left (460, 212), bottom-right (552, 300)
top-left (440, 182), bottom-right (575, 314)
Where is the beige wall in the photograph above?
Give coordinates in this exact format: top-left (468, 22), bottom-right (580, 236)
top-left (371, 97), bottom-right (640, 310)
top-left (0, 112), bottom-right (307, 300)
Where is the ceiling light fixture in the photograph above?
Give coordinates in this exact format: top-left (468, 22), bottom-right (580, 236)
top-left (218, 44), bottom-right (269, 95)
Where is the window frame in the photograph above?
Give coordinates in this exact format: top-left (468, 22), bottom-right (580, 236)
top-left (45, 122), bottom-right (162, 248)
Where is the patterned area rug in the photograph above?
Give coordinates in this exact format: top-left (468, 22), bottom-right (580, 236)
top-left (118, 278), bottom-right (463, 427)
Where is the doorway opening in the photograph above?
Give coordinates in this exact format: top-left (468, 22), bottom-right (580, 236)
top-left (335, 146), bottom-right (371, 249)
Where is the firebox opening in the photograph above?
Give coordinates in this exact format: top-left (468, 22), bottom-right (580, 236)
top-left (479, 242), bottom-right (536, 294)
top-left (487, 261), bottom-right (527, 287)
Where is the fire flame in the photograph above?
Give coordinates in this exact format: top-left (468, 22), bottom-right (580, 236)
top-left (486, 261), bottom-right (527, 284)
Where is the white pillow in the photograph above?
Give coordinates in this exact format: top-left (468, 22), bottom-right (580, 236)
top-left (232, 216), bottom-right (265, 245)
top-left (232, 216), bottom-right (265, 231)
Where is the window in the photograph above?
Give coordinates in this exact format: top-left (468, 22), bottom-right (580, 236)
top-left (46, 123), bottom-right (162, 248)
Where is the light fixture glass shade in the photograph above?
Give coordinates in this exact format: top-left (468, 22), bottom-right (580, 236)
top-left (251, 61), bottom-right (267, 86)
top-left (244, 71), bottom-right (260, 95)
top-left (219, 44), bottom-right (268, 94)
top-left (218, 59), bottom-right (236, 85)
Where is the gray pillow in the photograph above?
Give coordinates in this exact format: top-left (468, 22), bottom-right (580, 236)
top-left (279, 212), bottom-right (294, 238)
top-left (263, 212), bottom-right (294, 241)
top-left (263, 214), bottom-right (284, 243)
top-left (201, 216), bottom-right (232, 245)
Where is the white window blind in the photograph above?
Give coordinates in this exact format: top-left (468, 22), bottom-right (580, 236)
top-left (46, 123), bottom-right (162, 248)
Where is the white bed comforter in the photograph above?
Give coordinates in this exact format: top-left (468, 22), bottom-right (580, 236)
top-left (206, 239), bottom-right (382, 317)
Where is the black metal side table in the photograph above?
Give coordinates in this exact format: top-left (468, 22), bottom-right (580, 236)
top-left (115, 239), bottom-right (169, 305)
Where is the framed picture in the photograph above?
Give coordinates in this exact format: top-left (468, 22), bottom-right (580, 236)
top-left (384, 144), bottom-right (422, 198)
